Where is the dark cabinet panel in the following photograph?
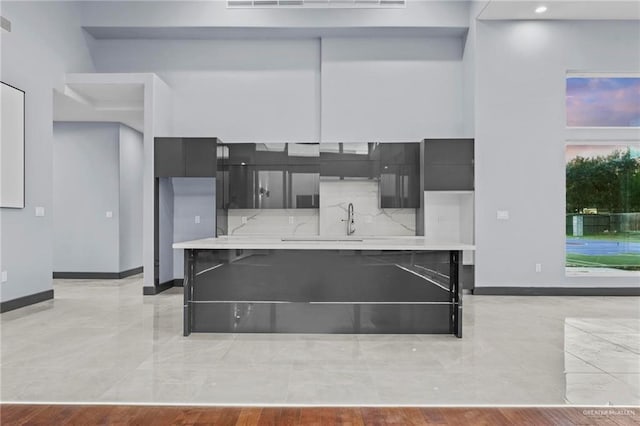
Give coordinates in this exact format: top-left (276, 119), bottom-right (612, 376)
top-left (423, 164), bottom-right (474, 191)
top-left (423, 139), bottom-right (474, 191)
top-left (380, 163), bottom-right (420, 208)
top-left (378, 142), bottom-right (421, 208)
top-left (320, 160), bottom-right (378, 179)
top-left (185, 138), bottom-right (217, 177)
top-left (227, 143), bottom-right (257, 165)
top-left (424, 139), bottom-right (473, 165)
top-left (155, 137), bottom-right (218, 177)
top-left (155, 138), bottom-right (185, 177)
top-left (226, 164), bottom-right (255, 208)
top-left (375, 143), bottom-right (420, 166)
top-left (288, 164), bottom-right (320, 209)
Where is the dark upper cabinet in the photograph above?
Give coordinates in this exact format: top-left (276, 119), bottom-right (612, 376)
top-left (220, 143), bottom-right (319, 209)
top-left (423, 139), bottom-right (474, 191)
top-left (155, 138), bottom-right (185, 177)
top-left (319, 160), bottom-right (378, 179)
top-left (185, 138), bottom-right (217, 177)
top-left (377, 143), bottom-right (421, 208)
top-left (154, 137), bottom-right (218, 177)
top-left (380, 164), bottom-right (420, 208)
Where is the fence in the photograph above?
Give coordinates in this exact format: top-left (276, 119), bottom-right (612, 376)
top-left (566, 213), bottom-right (640, 236)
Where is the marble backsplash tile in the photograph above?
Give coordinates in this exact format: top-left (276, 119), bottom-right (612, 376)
top-left (227, 209), bottom-right (319, 236)
top-left (319, 180), bottom-right (416, 237)
top-left (225, 181), bottom-right (415, 237)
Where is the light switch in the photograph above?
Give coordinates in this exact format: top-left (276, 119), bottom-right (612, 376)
top-left (106, 211), bottom-right (113, 218)
top-left (288, 216), bottom-right (294, 225)
top-left (195, 215), bottom-right (201, 224)
top-left (241, 216), bottom-right (248, 224)
top-left (1, 271), bottom-right (7, 283)
top-left (497, 210), bottom-right (509, 220)
top-left (35, 207), bottom-right (45, 217)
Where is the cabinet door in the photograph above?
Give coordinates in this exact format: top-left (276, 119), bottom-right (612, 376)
top-left (155, 138), bottom-right (185, 177)
top-left (425, 139), bottom-right (473, 164)
top-left (227, 164), bottom-right (255, 209)
top-left (320, 160), bottom-right (377, 179)
top-left (185, 138), bottom-right (217, 177)
top-left (288, 164), bottom-right (319, 208)
top-left (380, 164), bottom-right (420, 208)
top-left (423, 139), bottom-right (474, 191)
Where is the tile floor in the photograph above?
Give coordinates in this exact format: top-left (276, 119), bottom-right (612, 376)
top-left (1, 276), bottom-right (638, 406)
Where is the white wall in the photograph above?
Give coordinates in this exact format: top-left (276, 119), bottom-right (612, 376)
top-left (172, 177), bottom-right (216, 279)
top-left (321, 37), bottom-right (465, 142)
top-left (157, 178), bottom-right (175, 284)
top-left (475, 20), bottom-right (640, 288)
top-left (53, 122), bottom-right (144, 274)
top-left (91, 39), bottom-right (320, 142)
top-left (53, 122), bottom-right (120, 273)
top-left (0, 1), bottom-right (95, 302)
top-left (118, 124), bottom-right (144, 272)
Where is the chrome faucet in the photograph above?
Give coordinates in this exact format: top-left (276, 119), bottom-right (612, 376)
top-left (342, 203), bottom-right (355, 236)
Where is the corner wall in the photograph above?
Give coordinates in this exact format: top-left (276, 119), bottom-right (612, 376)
top-left (475, 20), bottom-right (640, 288)
top-left (0, 1), bottom-right (94, 303)
top-left (118, 124), bottom-right (144, 272)
top-left (53, 122), bottom-right (120, 273)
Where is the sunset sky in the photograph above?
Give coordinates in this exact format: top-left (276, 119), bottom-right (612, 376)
top-left (566, 144), bottom-right (640, 163)
top-left (566, 77), bottom-right (640, 127)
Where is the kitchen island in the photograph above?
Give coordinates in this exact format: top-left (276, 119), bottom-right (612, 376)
top-left (173, 237), bottom-right (474, 337)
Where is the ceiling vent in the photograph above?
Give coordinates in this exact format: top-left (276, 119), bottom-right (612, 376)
top-left (228, 0), bottom-right (405, 8)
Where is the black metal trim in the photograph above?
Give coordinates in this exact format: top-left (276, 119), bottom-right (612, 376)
top-left (473, 287), bottom-right (640, 296)
top-left (52, 266), bottom-right (143, 280)
top-left (1, 289), bottom-right (54, 313)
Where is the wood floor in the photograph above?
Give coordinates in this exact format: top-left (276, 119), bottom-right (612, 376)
top-left (1, 405), bottom-right (639, 425)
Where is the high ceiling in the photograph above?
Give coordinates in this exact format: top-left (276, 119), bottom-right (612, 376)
top-left (478, 0), bottom-right (640, 20)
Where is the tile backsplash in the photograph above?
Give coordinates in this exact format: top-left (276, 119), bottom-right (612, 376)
top-left (319, 180), bottom-right (415, 237)
top-left (227, 209), bottom-right (319, 235)
top-left (225, 180), bottom-right (415, 237)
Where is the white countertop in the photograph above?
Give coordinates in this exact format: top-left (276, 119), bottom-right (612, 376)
top-left (173, 236), bottom-right (475, 251)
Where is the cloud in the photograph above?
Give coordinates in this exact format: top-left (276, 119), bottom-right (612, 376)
top-left (567, 77), bottom-right (640, 127)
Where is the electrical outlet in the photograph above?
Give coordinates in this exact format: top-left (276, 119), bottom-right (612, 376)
top-left (35, 206), bottom-right (45, 217)
top-left (195, 215), bottom-right (201, 224)
top-left (288, 216), bottom-right (294, 225)
top-left (1, 271), bottom-right (7, 283)
top-left (535, 263), bottom-right (542, 273)
top-left (365, 215), bottom-right (373, 223)
top-left (497, 210), bottom-right (509, 220)
top-left (241, 216), bottom-right (248, 224)
top-left (106, 211), bottom-right (113, 218)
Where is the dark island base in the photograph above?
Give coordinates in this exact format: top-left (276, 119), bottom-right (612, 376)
top-left (184, 249), bottom-right (462, 337)
top-left (192, 303), bottom-right (452, 334)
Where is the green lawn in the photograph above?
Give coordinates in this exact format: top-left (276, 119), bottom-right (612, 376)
top-left (566, 253), bottom-right (640, 270)
top-left (566, 232), bottom-right (640, 243)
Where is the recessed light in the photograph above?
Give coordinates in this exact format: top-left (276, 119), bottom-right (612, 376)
top-left (535, 5), bottom-right (548, 14)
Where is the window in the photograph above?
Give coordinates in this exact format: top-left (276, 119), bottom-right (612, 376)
top-left (566, 75), bottom-right (640, 127)
top-left (565, 143), bottom-right (640, 274)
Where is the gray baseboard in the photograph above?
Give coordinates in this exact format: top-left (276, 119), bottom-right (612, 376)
top-left (53, 266), bottom-right (143, 280)
top-left (143, 279), bottom-right (178, 295)
top-left (473, 287), bottom-right (640, 296)
top-left (1, 289), bottom-right (54, 313)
